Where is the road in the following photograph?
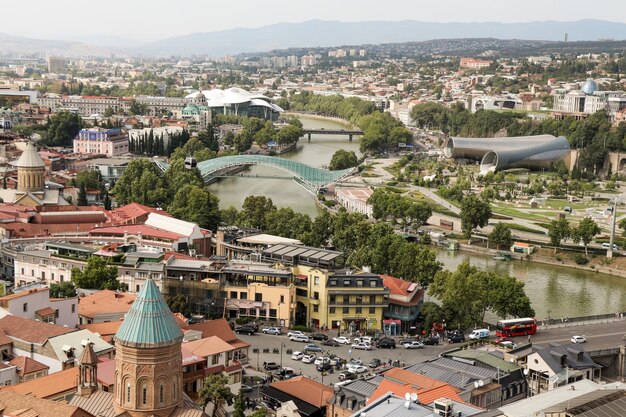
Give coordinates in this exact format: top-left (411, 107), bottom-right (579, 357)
top-left (238, 320), bottom-right (626, 386)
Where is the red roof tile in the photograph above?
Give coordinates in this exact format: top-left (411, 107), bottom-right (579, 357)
top-left (0, 316), bottom-right (73, 344)
top-left (8, 356), bottom-right (49, 377)
top-left (270, 376), bottom-right (333, 408)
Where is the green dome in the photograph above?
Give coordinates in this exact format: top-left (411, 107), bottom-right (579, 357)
top-left (114, 279), bottom-right (183, 348)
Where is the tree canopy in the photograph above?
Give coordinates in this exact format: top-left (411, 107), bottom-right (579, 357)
top-left (460, 195), bottom-right (492, 242)
top-left (329, 149), bottom-right (358, 171)
top-left (197, 374), bottom-right (235, 417)
top-left (572, 217), bottom-right (601, 255)
top-left (44, 111), bottom-right (83, 147)
top-left (489, 223), bottom-right (513, 249)
top-left (71, 256), bottom-right (120, 290)
top-left (547, 218), bottom-right (571, 253)
top-left (168, 184), bottom-right (221, 230)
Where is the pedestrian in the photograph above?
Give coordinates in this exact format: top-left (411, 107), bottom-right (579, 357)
top-left (527, 334), bottom-right (531, 344)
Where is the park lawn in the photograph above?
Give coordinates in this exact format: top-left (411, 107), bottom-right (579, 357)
top-left (491, 203), bottom-right (557, 222)
top-left (543, 199), bottom-right (606, 211)
top-left (505, 223), bottom-right (547, 235)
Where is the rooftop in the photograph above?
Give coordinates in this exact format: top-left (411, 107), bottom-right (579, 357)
top-left (77, 290), bottom-right (136, 319)
top-left (0, 315), bottom-right (73, 345)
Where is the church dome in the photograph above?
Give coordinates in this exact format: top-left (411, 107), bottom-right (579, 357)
top-left (14, 142), bottom-right (44, 168)
top-left (581, 79), bottom-right (598, 95)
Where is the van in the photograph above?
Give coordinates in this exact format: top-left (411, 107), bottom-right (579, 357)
top-left (469, 329), bottom-right (490, 340)
top-left (601, 243), bottom-right (619, 250)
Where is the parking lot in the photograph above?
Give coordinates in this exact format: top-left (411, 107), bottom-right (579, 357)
top-left (237, 332), bottom-right (451, 385)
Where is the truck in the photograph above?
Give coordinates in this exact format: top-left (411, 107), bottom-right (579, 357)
top-left (468, 328), bottom-right (490, 340)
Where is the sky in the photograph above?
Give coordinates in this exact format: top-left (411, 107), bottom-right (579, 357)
top-left (7, 0), bottom-right (626, 42)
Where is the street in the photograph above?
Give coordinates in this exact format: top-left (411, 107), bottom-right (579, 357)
top-left (238, 319), bottom-right (626, 386)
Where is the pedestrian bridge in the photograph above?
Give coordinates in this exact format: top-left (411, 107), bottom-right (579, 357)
top-left (157, 155), bottom-right (355, 190)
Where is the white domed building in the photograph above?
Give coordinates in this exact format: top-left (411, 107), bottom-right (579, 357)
top-left (186, 87), bottom-right (283, 121)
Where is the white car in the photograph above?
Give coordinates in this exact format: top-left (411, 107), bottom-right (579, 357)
top-left (333, 336), bottom-right (351, 345)
top-left (291, 351), bottom-right (304, 360)
top-left (314, 357), bottom-right (330, 366)
top-left (354, 336), bottom-right (372, 345)
top-left (290, 335), bottom-right (310, 343)
top-left (288, 331), bottom-right (306, 338)
top-left (571, 335), bottom-right (587, 344)
top-left (351, 342), bottom-right (372, 351)
top-left (262, 327), bottom-right (282, 335)
top-left (347, 364), bottom-right (367, 374)
top-left (302, 354), bottom-right (315, 364)
top-left (404, 341), bottom-right (424, 349)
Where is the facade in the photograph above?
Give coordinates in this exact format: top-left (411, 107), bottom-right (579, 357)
top-left (0, 287), bottom-right (78, 328)
top-left (380, 275), bottom-right (424, 335)
top-left (188, 88), bottom-right (283, 121)
top-left (460, 58), bottom-right (493, 69)
top-left (334, 187), bottom-right (373, 217)
top-left (552, 79), bottom-right (626, 117)
top-left (73, 128), bottom-right (129, 156)
top-left (77, 290), bottom-right (136, 325)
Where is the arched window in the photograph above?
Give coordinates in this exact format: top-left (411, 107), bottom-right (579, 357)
top-left (142, 383), bottom-right (147, 405)
top-left (173, 379), bottom-right (177, 401)
top-left (126, 383), bottom-right (131, 403)
top-left (160, 384), bottom-right (164, 404)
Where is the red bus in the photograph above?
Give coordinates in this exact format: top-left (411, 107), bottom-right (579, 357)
top-left (495, 318), bottom-right (537, 337)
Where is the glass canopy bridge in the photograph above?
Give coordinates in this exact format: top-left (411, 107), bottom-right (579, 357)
top-left (155, 155), bottom-right (355, 193)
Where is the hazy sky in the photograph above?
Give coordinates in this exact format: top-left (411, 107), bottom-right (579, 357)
top-left (8, 0), bottom-right (626, 42)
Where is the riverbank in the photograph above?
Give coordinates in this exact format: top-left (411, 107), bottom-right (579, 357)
top-left (283, 112), bottom-right (357, 130)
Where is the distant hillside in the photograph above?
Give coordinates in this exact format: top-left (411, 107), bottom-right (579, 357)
top-left (140, 19), bottom-right (626, 56)
top-left (0, 32), bottom-right (116, 57)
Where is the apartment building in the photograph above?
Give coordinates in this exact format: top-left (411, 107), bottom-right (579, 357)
top-left (73, 128), bottom-right (129, 156)
top-left (0, 287), bottom-right (78, 328)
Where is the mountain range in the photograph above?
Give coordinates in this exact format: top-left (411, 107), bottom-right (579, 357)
top-left (1, 19), bottom-right (626, 58)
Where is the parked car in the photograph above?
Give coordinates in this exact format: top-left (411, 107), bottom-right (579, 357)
top-left (468, 329), bottom-right (490, 340)
top-left (240, 384), bottom-right (253, 393)
top-left (290, 335), bottom-right (310, 343)
top-left (571, 335), bottom-right (587, 344)
top-left (288, 331), bottom-right (306, 338)
top-left (304, 344), bottom-right (323, 353)
top-left (262, 327), bottom-right (282, 335)
top-left (398, 338), bottom-right (418, 345)
top-left (377, 338), bottom-right (396, 349)
top-left (329, 356), bottom-right (344, 366)
top-left (323, 339), bottom-right (340, 347)
top-left (309, 333), bottom-right (329, 341)
top-left (495, 337), bottom-right (513, 344)
top-left (291, 351), bottom-right (304, 360)
top-left (314, 357), bottom-right (330, 366)
top-left (351, 342), bottom-right (372, 351)
top-left (404, 341), bottom-right (424, 349)
top-left (347, 364), bottom-right (368, 374)
top-left (422, 336), bottom-right (440, 346)
top-left (339, 371), bottom-right (356, 381)
top-left (333, 336), bottom-right (351, 345)
top-left (348, 359), bottom-right (363, 366)
top-left (274, 367), bottom-right (295, 380)
top-left (302, 354), bottom-right (315, 364)
top-left (235, 325), bottom-right (257, 335)
top-left (353, 336), bottom-right (373, 345)
top-left (369, 358), bottom-right (382, 368)
top-left (316, 362), bottom-right (333, 372)
top-left (499, 341), bottom-right (518, 350)
top-left (448, 332), bottom-right (465, 343)
top-left (263, 362), bottom-right (280, 371)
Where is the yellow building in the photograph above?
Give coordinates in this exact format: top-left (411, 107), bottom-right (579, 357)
top-left (222, 261), bottom-right (295, 327)
top-left (293, 266), bottom-right (389, 333)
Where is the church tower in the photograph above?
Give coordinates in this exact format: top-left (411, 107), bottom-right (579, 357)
top-left (15, 142), bottom-right (45, 193)
top-left (113, 279), bottom-right (184, 417)
top-left (77, 340), bottom-right (98, 397)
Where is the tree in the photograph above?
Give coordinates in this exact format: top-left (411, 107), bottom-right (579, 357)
top-left (168, 185), bottom-right (221, 230)
top-left (111, 159), bottom-right (169, 207)
top-left (104, 107), bottom-right (115, 117)
top-left (572, 217), bottom-right (601, 255)
top-left (77, 183), bottom-right (88, 206)
top-left (329, 149), bottom-right (358, 170)
top-left (129, 99), bottom-right (149, 116)
top-left (419, 301), bottom-right (446, 332)
top-left (167, 294), bottom-right (190, 317)
top-left (460, 195), bottom-right (492, 243)
top-left (49, 282), bottom-right (77, 298)
top-left (619, 218), bottom-right (626, 236)
top-left (220, 206), bottom-right (240, 226)
top-left (489, 223), bottom-right (513, 249)
top-left (238, 196), bottom-right (276, 230)
top-left (45, 111), bottom-right (83, 146)
top-left (197, 374), bottom-right (235, 417)
top-left (232, 392), bottom-right (245, 417)
top-left (71, 256), bottom-right (120, 290)
top-left (547, 218), bottom-right (571, 253)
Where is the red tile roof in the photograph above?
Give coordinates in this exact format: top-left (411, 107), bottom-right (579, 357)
top-left (0, 316), bottom-right (73, 344)
top-left (89, 224), bottom-right (182, 241)
top-left (77, 290), bottom-right (136, 320)
top-left (367, 379), bottom-right (463, 405)
top-left (8, 356), bottom-right (49, 378)
top-left (270, 376), bottom-right (333, 408)
top-left (111, 203), bottom-right (168, 224)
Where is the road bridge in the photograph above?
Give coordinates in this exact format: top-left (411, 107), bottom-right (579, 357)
top-left (301, 129), bottom-right (364, 141)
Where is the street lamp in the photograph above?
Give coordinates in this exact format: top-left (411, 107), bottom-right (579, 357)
top-left (280, 343), bottom-right (285, 368)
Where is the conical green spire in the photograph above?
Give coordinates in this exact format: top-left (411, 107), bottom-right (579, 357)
top-left (115, 279), bottom-right (183, 348)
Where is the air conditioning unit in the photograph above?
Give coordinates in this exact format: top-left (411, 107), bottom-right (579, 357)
top-left (433, 398), bottom-right (453, 417)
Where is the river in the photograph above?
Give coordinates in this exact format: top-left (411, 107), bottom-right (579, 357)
top-left (209, 115), bottom-right (626, 319)
top-left (209, 116), bottom-right (361, 218)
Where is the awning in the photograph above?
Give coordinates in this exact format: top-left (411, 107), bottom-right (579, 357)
top-left (383, 319), bottom-right (401, 325)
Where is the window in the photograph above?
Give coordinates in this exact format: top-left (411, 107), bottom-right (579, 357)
top-left (356, 296), bottom-right (363, 303)
top-left (71, 304), bottom-right (76, 313)
top-left (21, 268), bottom-right (24, 275)
top-left (343, 280), bottom-right (350, 286)
top-left (159, 384), bottom-right (164, 403)
top-left (369, 307), bottom-right (376, 314)
top-left (230, 291), bottom-right (237, 299)
top-left (51, 273), bottom-right (55, 280)
top-left (313, 305), bottom-right (319, 313)
top-left (356, 280), bottom-right (364, 287)
top-left (55, 309), bottom-right (59, 318)
top-left (142, 384), bottom-right (147, 405)
top-left (343, 295), bottom-right (349, 303)
top-left (31, 270), bottom-right (34, 277)
top-left (269, 309), bottom-right (277, 318)
top-left (356, 307), bottom-right (362, 314)
top-left (329, 307), bottom-right (336, 314)
top-left (60, 274), bottom-right (64, 282)
top-left (240, 292), bottom-right (247, 300)
top-left (280, 295), bottom-right (285, 303)
top-left (370, 280), bottom-right (377, 287)
top-left (173, 380), bottom-right (177, 400)
top-left (313, 292), bottom-right (319, 300)
top-left (314, 276), bottom-right (320, 285)
top-left (343, 307), bottom-right (349, 314)
top-left (255, 294), bottom-right (262, 302)
top-left (126, 384), bottom-right (131, 403)
top-left (22, 303), bottom-right (27, 312)
top-left (329, 280), bottom-right (337, 286)
top-left (212, 354), bottom-right (219, 365)
top-left (329, 295), bottom-right (336, 303)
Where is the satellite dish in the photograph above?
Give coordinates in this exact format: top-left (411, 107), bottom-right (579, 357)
top-left (474, 381), bottom-right (479, 388)
top-left (478, 380), bottom-right (484, 387)
top-left (410, 393), bottom-right (418, 402)
top-left (523, 369), bottom-right (529, 375)
top-left (404, 393), bottom-right (411, 401)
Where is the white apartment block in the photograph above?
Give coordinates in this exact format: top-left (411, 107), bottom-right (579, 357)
top-left (0, 287), bottom-right (78, 328)
top-left (335, 187), bottom-right (374, 218)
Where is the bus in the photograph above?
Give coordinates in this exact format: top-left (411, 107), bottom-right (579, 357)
top-left (495, 318), bottom-right (537, 337)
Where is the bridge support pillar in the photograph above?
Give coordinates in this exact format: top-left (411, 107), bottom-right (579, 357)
top-left (307, 133), bottom-right (311, 141)
top-left (349, 134), bottom-right (353, 141)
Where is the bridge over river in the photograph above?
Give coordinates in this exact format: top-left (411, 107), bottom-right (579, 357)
top-left (156, 155), bottom-right (355, 193)
top-left (301, 129), bottom-right (363, 141)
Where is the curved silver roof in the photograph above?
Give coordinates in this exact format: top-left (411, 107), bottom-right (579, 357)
top-left (581, 79), bottom-right (598, 95)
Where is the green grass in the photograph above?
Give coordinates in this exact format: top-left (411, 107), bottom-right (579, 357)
top-left (506, 223), bottom-right (547, 235)
top-left (490, 205), bottom-right (554, 222)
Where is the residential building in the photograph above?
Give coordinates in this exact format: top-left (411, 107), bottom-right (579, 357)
top-left (262, 376), bottom-right (334, 417)
top-left (184, 319), bottom-right (251, 365)
top-left (77, 290), bottom-right (136, 324)
top-left (526, 343), bottom-right (602, 396)
top-left (73, 128), bottom-right (129, 156)
top-left (42, 329), bottom-right (114, 372)
top-left (460, 58), bottom-right (493, 69)
top-left (9, 356), bottom-right (50, 383)
top-left (0, 389), bottom-right (93, 417)
top-left (0, 287), bottom-right (78, 327)
top-left (346, 392), bottom-right (483, 417)
top-left (380, 275), bottom-right (424, 335)
top-left (0, 315), bottom-right (74, 363)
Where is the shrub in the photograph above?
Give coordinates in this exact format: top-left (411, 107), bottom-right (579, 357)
top-left (574, 254), bottom-right (589, 265)
top-left (324, 200), bottom-right (337, 207)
